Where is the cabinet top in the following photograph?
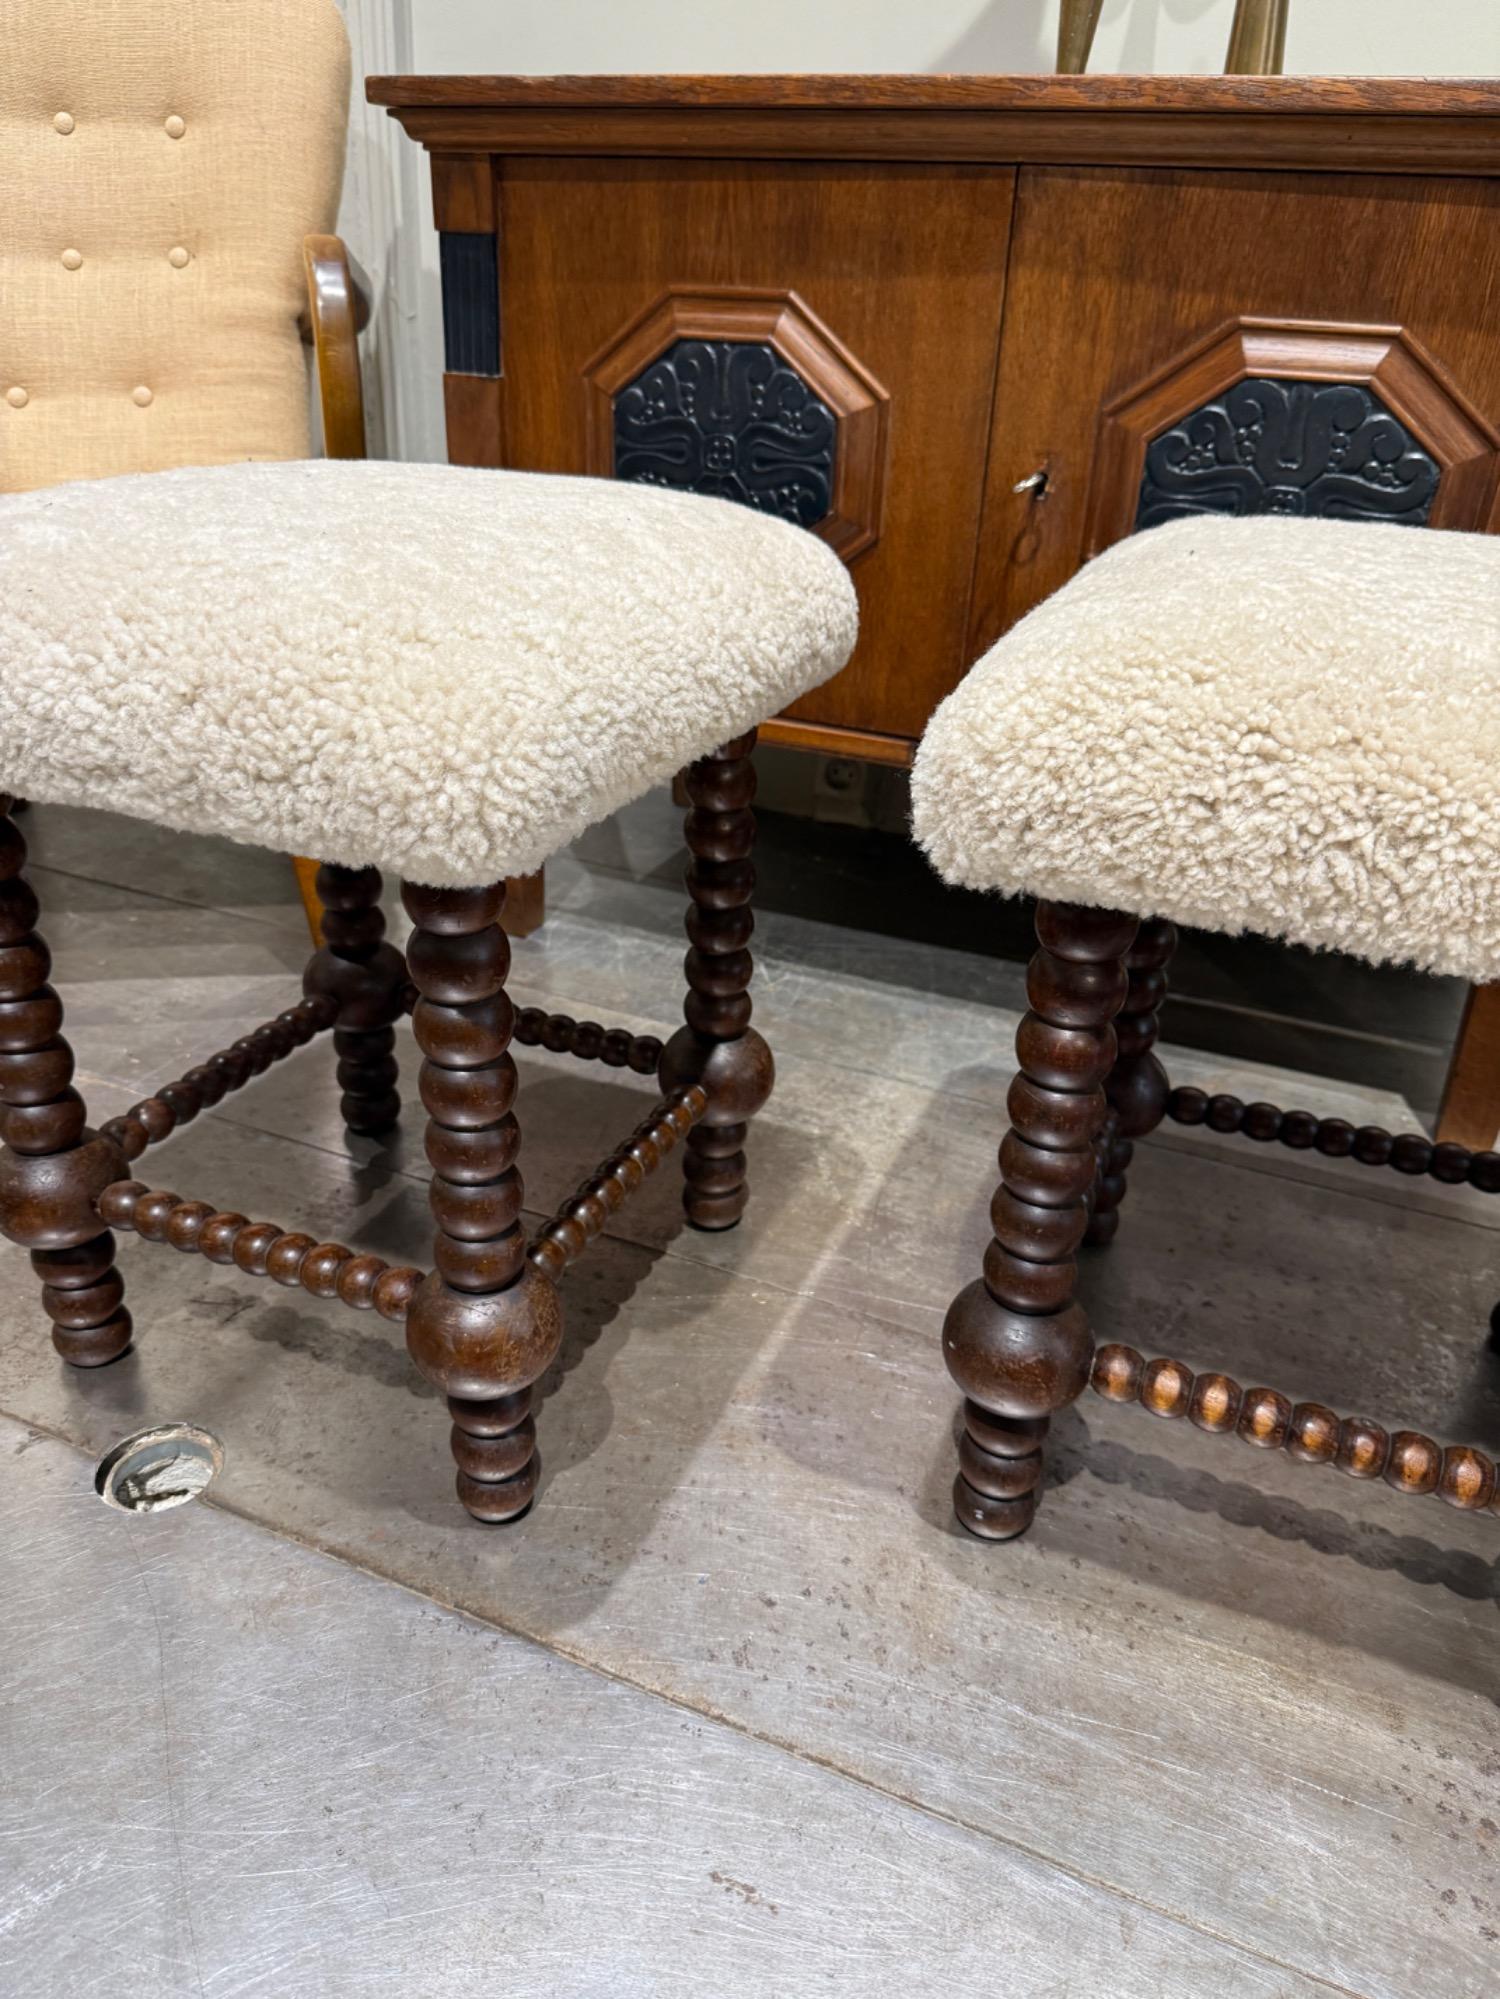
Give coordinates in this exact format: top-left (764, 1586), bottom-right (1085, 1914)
top-left (366, 74), bottom-right (1500, 115)
top-left (366, 73), bottom-right (1500, 176)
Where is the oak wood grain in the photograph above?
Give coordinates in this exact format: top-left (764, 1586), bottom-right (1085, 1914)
top-left (379, 105), bottom-right (1500, 178)
top-left (302, 235), bottom-right (367, 461)
top-left (581, 287), bottom-right (890, 563)
top-left (430, 153), bottom-right (495, 232)
top-left (367, 74), bottom-right (1500, 117)
top-left (1084, 317), bottom-right (1500, 557)
top-left (368, 77), bottom-right (1500, 180)
top-left (968, 166), bottom-right (1500, 661)
top-left (758, 718), bottom-right (915, 768)
top-left (493, 156), bottom-right (1014, 743)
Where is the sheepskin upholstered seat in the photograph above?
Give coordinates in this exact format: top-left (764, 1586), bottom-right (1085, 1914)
top-left (0, 458), bottom-right (858, 885)
top-left (911, 514), bottom-right (1500, 981)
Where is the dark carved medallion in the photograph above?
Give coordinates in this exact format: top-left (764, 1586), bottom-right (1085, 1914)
top-left (613, 339), bottom-right (838, 529)
top-left (1137, 378), bottom-right (1441, 530)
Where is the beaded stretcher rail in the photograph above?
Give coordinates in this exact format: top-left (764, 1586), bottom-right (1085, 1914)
top-left (0, 734), bottom-right (773, 1523)
top-left (943, 902), bottom-right (1500, 1542)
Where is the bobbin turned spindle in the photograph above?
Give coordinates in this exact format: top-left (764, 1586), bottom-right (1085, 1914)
top-left (0, 801), bottom-right (130, 1366)
top-left (401, 880), bottom-right (561, 1522)
top-left (659, 732), bottom-right (774, 1231)
top-left (1085, 917), bottom-right (1176, 1247)
top-left (909, 508), bottom-right (1500, 1547)
top-left (303, 862), bottom-right (407, 1136)
top-left (0, 337), bottom-right (860, 1529)
top-left (943, 901), bottom-right (1137, 1539)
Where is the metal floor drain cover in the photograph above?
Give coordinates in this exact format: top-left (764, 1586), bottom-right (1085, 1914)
top-left (95, 1425), bottom-right (224, 1514)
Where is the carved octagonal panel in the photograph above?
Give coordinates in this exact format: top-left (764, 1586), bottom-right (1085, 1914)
top-left (1137, 378), bottom-right (1441, 528)
top-left (1087, 318), bottom-right (1500, 557)
top-left (583, 288), bottom-right (890, 561)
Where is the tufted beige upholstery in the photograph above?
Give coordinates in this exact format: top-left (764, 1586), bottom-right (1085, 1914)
top-left (912, 515), bottom-right (1500, 982)
top-left (1, 0), bottom-right (349, 492)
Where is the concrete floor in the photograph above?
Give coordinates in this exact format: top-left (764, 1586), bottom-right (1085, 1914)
top-left (1, 798), bottom-right (1496, 1998)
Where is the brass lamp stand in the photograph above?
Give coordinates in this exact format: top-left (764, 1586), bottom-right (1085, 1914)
top-left (1057, 0), bottom-right (1289, 75)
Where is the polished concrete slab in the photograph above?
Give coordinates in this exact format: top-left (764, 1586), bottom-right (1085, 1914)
top-left (2, 802), bottom-right (1497, 1998)
top-left (7, 1425), bottom-right (1332, 1999)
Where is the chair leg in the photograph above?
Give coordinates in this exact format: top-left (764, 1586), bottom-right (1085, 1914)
top-left (500, 869), bottom-right (546, 938)
top-left (944, 901), bottom-right (1138, 1540)
top-left (401, 883), bottom-right (562, 1522)
top-left (1436, 980), bottom-right (1500, 1152)
top-left (1085, 917), bottom-right (1177, 1247)
top-left (659, 730), bottom-right (773, 1231)
top-left (0, 800), bottom-right (131, 1366)
top-left (302, 863), bottom-right (406, 1136)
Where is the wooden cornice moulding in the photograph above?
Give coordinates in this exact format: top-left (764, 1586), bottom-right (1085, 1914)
top-left (366, 74), bottom-right (1500, 176)
top-left (365, 74), bottom-right (1500, 115)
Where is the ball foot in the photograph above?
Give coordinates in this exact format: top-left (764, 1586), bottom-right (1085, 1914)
top-left (953, 1475), bottom-right (1037, 1541)
top-left (457, 1454), bottom-right (539, 1524)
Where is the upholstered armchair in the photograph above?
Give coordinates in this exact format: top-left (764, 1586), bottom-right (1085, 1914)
top-left (2, 0), bottom-right (365, 943)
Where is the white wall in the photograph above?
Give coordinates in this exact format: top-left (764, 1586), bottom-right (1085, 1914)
top-left (342, 0), bottom-right (1500, 461)
top-left (411, 1), bottom-right (1500, 84)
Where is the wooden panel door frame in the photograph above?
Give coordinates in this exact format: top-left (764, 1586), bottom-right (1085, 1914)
top-left (580, 285), bottom-right (891, 562)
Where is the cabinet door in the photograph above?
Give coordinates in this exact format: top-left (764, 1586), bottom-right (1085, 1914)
top-left (496, 158), bottom-right (1016, 754)
top-left (969, 166), bottom-right (1500, 660)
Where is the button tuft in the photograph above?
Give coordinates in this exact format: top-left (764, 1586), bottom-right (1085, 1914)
top-left (167, 245), bottom-right (191, 268)
top-left (164, 114), bottom-right (186, 139)
top-left (52, 111), bottom-right (74, 134)
top-left (61, 248), bottom-right (83, 271)
top-left (132, 386), bottom-right (154, 408)
top-left (6, 387), bottom-right (30, 409)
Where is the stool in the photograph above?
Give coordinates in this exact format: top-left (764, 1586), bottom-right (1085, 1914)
top-left (910, 513), bottom-right (1500, 1541)
top-left (0, 458), bottom-right (857, 1520)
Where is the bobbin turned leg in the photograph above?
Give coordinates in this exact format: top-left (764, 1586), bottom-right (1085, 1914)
top-left (401, 882), bottom-right (562, 1522)
top-left (302, 863), bottom-right (407, 1136)
top-left (944, 901), bottom-right (1137, 1540)
top-left (1085, 917), bottom-right (1177, 1247)
top-left (659, 731), bottom-right (773, 1231)
top-left (0, 801), bottom-right (130, 1365)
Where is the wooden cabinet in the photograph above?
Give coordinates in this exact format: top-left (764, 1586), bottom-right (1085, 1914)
top-left (972, 165), bottom-right (1500, 658)
top-left (371, 74), bottom-right (1500, 767)
top-left (493, 158), bottom-right (1016, 754)
top-left (371, 76), bottom-right (1500, 1142)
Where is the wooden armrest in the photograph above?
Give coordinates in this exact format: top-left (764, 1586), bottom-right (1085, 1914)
top-left (301, 233), bottom-right (367, 460)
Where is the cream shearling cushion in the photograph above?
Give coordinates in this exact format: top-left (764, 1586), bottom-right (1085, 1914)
top-left (0, 459), bottom-right (858, 885)
top-left (2, 0), bottom-right (349, 492)
top-left (911, 515), bottom-right (1500, 982)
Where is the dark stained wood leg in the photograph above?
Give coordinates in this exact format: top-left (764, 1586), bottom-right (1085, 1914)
top-left (302, 863), bottom-right (407, 1136)
top-left (0, 801), bottom-right (131, 1366)
top-left (401, 882), bottom-right (562, 1522)
top-left (659, 731), bottom-right (773, 1232)
top-left (944, 901), bottom-right (1137, 1540)
top-left (1085, 917), bottom-right (1177, 1247)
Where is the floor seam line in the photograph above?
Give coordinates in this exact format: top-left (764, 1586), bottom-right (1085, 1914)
top-left (2, 1404), bottom-right (1374, 1999)
top-left (27, 856), bottom-right (301, 934)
